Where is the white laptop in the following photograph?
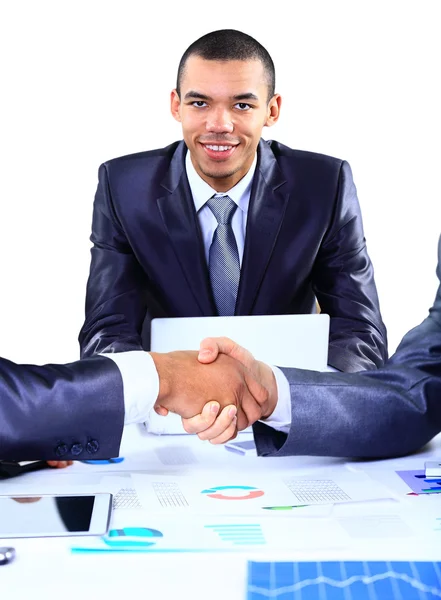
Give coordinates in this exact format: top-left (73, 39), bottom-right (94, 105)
top-left (145, 313), bottom-right (330, 434)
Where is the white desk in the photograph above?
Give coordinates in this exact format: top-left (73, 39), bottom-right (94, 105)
top-left (1, 428), bottom-right (440, 600)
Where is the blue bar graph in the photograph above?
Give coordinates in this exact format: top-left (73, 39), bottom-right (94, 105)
top-left (247, 560), bottom-right (441, 599)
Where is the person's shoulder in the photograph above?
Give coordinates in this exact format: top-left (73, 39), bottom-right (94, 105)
top-left (101, 141), bottom-right (182, 173)
top-left (265, 139), bottom-right (345, 169)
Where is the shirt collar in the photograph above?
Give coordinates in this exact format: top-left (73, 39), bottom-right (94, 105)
top-left (185, 150), bottom-right (257, 214)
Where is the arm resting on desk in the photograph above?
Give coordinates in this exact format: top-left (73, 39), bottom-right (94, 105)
top-left (254, 316), bottom-right (441, 458)
top-left (0, 355), bottom-right (124, 462)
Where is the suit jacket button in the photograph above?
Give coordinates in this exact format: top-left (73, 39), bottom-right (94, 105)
top-left (70, 443), bottom-right (83, 456)
top-left (86, 440), bottom-right (100, 454)
top-left (55, 443), bottom-right (69, 457)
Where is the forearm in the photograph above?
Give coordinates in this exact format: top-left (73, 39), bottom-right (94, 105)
top-left (315, 244), bottom-right (388, 372)
top-left (313, 161), bottom-right (388, 372)
top-left (254, 364), bottom-right (441, 458)
top-left (80, 317), bottom-right (145, 357)
top-left (80, 163), bottom-right (149, 357)
top-left (0, 356), bottom-right (124, 461)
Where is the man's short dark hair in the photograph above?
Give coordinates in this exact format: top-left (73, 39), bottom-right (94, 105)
top-left (176, 29), bottom-right (275, 102)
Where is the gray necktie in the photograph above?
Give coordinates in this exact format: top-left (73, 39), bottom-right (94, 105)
top-left (207, 194), bottom-right (240, 316)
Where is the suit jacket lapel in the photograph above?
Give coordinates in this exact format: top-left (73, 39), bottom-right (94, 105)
top-left (235, 140), bottom-right (289, 314)
top-left (157, 142), bottom-right (216, 315)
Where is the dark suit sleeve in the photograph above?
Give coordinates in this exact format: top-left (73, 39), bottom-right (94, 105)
top-left (312, 161), bottom-right (388, 372)
top-left (79, 163), bottom-right (149, 357)
top-left (253, 309), bottom-right (441, 459)
top-left (0, 355), bottom-right (124, 461)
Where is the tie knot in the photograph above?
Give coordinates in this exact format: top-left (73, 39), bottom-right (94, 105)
top-left (207, 194), bottom-right (237, 225)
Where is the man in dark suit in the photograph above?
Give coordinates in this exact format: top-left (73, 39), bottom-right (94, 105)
top-left (79, 29), bottom-right (387, 375)
top-left (0, 348), bottom-right (266, 461)
top-left (186, 235), bottom-right (441, 457)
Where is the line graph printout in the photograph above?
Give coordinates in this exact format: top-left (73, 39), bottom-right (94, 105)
top-left (247, 560), bottom-right (441, 599)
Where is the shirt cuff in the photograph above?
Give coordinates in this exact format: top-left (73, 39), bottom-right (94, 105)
top-left (257, 364), bottom-right (338, 434)
top-left (258, 366), bottom-right (291, 434)
top-left (103, 351), bottom-right (159, 425)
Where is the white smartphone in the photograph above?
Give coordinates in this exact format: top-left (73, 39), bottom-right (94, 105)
top-left (0, 493), bottom-right (112, 538)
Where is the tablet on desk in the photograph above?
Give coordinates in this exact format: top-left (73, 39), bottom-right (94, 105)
top-left (0, 493), bottom-right (112, 538)
top-left (146, 313), bottom-right (330, 435)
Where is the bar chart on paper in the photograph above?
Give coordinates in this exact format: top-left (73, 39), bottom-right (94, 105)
top-left (204, 523), bottom-right (266, 547)
top-left (247, 560), bottom-right (441, 599)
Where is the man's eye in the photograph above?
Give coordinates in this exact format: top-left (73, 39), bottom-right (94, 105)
top-left (192, 101), bottom-right (207, 107)
top-left (235, 103), bottom-right (251, 111)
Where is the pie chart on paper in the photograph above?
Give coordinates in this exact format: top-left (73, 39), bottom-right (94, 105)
top-left (201, 485), bottom-right (265, 500)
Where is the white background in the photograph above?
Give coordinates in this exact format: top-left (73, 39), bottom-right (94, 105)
top-left (0, 0), bottom-right (439, 365)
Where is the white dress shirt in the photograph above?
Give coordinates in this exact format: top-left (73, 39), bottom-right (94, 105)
top-left (105, 352), bottom-right (159, 424)
top-left (185, 150), bottom-right (254, 268)
top-left (105, 151), bottom-right (337, 435)
top-left (185, 152), bottom-right (292, 433)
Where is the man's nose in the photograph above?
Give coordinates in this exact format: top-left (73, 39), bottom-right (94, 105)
top-left (206, 108), bottom-right (234, 133)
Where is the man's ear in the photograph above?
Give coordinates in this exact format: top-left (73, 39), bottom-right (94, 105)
top-left (264, 94), bottom-right (282, 127)
top-left (170, 89), bottom-right (182, 122)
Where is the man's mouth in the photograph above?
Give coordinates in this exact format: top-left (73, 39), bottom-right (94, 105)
top-left (204, 144), bottom-right (234, 152)
top-left (200, 143), bottom-right (238, 160)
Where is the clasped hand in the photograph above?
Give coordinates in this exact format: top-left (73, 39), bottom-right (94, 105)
top-left (152, 337), bottom-right (278, 444)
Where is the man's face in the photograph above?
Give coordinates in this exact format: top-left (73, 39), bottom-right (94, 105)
top-left (171, 56), bottom-right (281, 192)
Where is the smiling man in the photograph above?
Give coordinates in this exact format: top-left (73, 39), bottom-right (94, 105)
top-left (79, 30), bottom-right (387, 422)
top-left (171, 54), bottom-right (279, 192)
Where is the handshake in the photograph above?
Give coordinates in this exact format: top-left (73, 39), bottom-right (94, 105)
top-left (150, 337), bottom-right (279, 444)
